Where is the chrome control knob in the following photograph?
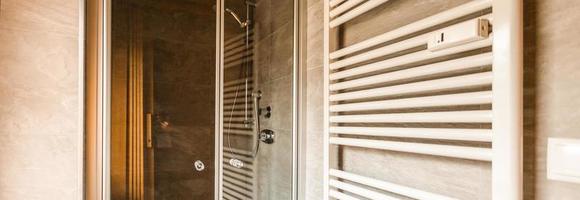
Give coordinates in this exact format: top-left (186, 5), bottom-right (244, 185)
top-left (259, 129), bottom-right (275, 144)
top-left (194, 160), bottom-right (205, 172)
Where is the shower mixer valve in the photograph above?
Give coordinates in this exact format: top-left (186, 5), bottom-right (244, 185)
top-left (259, 129), bottom-right (275, 144)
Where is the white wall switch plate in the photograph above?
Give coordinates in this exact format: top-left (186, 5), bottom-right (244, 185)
top-left (547, 138), bottom-right (580, 184)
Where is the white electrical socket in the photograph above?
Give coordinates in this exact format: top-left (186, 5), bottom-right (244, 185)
top-left (428, 18), bottom-right (490, 51)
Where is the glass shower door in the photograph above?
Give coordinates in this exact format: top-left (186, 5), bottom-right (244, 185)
top-left (109, 0), bottom-right (217, 199)
top-left (221, 0), bottom-right (296, 199)
top-left (106, 0), bottom-right (297, 198)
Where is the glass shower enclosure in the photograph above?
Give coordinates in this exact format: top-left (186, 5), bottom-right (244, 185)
top-left (104, 0), bottom-right (299, 199)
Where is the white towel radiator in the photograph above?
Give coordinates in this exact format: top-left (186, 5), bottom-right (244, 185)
top-left (323, 0), bottom-right (523, 199)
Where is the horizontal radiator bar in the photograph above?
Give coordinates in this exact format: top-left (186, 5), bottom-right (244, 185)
top-left (329, 0), bottom-right (364, 18)
top-left (330, 137), bottom-right (492, 161)
top-left (330, 91), bottom-right (492, 112)
top-left (330, 36), bottom-right (492, 80)
top-left (224, 147), bottom-right (253, 156)
top-left (329, 0), bottom-right (346, 8)
top-left (223, 176), bottom-right (253, 191)
top-left (330, 72), bottom-right (492, 102)
top-left (329, 169), bottom-right (456, 200)
top-left (329, 190), bottom-right (360, 200)
top-left (329, 179), bottom-right (399, 200)
top-left (330, 0), bottom-right (492, 59)
top-left (224, 165), bottom-right (254, 177)
top-left (223, 170), bottom-right (253, 182)
top-left (330, 110), bottom-right (492, 123)
top-left (329, 126), bottom-right (491, 142)
top-left (330, 0), bottom-right (390, 28)
top-left (223, 182), bottom-right (253, 199)
top-left (330, 52), bottom-right (492, 91)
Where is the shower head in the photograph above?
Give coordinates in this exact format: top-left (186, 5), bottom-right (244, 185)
top-left (225, 8), bottom-right (249, 29)
top-left (211, 3), bottom-right (252, 29)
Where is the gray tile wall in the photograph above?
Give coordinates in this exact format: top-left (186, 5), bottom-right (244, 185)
top-left (253, 0), bottom-right (295, 199)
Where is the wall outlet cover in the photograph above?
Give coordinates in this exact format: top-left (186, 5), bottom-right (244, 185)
top-left (547, 138), bottom-right (580, 184)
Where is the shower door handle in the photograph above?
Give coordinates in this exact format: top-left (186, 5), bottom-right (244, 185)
top-left (146, 113), bottom-right (153, 148)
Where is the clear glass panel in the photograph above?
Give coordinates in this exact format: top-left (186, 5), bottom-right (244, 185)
top-left (110, 0), bottom-right (216, 199)
top-left (221, 0), bottom-right (295, 199)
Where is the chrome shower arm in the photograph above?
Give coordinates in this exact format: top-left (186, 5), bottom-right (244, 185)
top-left (225, 8), bottom-right (249, 28)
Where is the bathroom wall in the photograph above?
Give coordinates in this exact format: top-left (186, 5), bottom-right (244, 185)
top-left (305, 0), bottom-right (580, 199)
top-left (253, 0), bottom-right (295, 199)
top-left (524, 0), bottom-right (580, 199)
top-left (0, 0), bottom-right (82, 199)
top-left (304, 0), bottom-right (324, 199)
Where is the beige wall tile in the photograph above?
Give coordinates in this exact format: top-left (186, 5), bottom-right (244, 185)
top-left (525, 0), bottom-right (580, 199)
top-left (306, 2), bottom-right (323, 69)
top-left (0, 0), bottom-right (78, 37)
top-left (0, 0), bottom-right (81, 199)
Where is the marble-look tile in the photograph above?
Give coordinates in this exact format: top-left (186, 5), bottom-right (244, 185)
top-left (253, 0), bottom-right (295, 196)
top-left (266, 75), bottom-right (293, 132)
top-left (304, 1), bottom-right (324, 199)
top-left (343, 147), bottom-right (491, 199)
top-left (304, 67), bottom-right (324, 199)
top-left (253, 0), bottom-right (293, 39)
top-left (528, 0), bottom-right (580, 199)
top-left (306, 1), bottom-right (324, 69)
top-left (253, 0), bottom-right (273, 41)
top-left (254, 37), bottom-right (273, 84)
top-left (270, 0), bottom-right (293, 31)
top-left (306, 67), bottom-right (324, 133)
top-left (269, 22), bottom-right (294, 81)
top-left (0, 0), bottom-right (78, 37)
top-left (257, 128), bottom-right (293, 199)
top-left (307, 0), bottom-right (321, 10)
top-left (305, 130), bottom-right (323, 200)
top-left (255, 72), bottom-right (293, 196)
top-left (0, 0), bottom-right (80, 198)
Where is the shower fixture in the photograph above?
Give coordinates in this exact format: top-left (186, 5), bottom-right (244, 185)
top-left (225, 8), bottom-right (250, 28)
top-left (193, 160), bottom-right (205, 172)
top-left (228, 158), bottom-right (244, 168)
top-left (221, 0), bottom-right (264, 168)
top-left (259, 106), bottom-right (272, 118)
top-left (212, 1), bottom-right (255, 29)
top-left (259, 129), bottom-right (274, 144)
top-left (250, 91), bottom-right (275, 156)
